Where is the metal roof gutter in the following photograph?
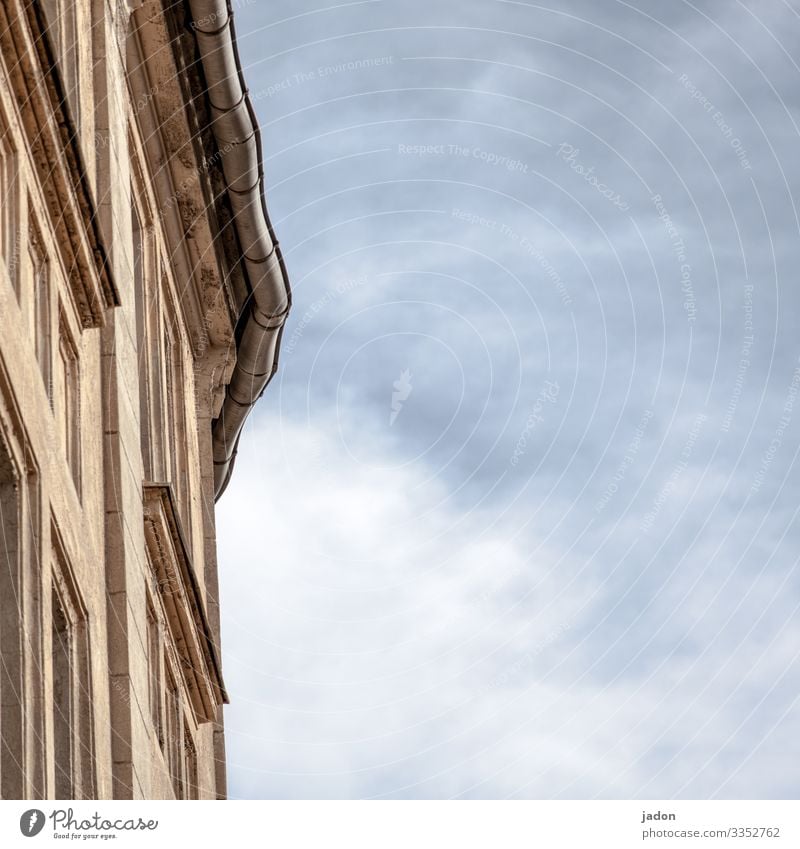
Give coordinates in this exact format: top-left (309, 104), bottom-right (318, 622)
top-left (188, 0), bottom-right (291, 500)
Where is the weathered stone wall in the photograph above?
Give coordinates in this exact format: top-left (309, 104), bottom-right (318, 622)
top-left (0, 0), bottom-right (233, 800)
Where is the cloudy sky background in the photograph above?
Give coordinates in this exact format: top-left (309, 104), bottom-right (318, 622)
top-left (215, 0), bottom-right (800, 798)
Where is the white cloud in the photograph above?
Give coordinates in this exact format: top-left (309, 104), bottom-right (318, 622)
top-left (218, 412), bottom-right (799, 798)
top-left (220, 0), bottom-right (800, 798)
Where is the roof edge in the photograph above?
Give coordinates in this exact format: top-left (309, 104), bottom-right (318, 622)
top-left (186, 0), bottom-right (292, 499)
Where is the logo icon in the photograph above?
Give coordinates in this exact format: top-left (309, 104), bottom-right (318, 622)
top-left (19, 809), bottom-right (45, 837)
top-left (390, 369), bottom-right (413, 426)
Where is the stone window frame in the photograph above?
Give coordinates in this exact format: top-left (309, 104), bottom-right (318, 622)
top-left (130, 183), bottom-right (149, 445)
top-left (162, 649), bottom-right (199, 799)
top-left (145, 596), bottom-right (163, 749)
top-left (49, 520), bottom-right (96, 799)
top-left (0, 370), bottom-right (45, 799)
top-left (145, 599), bottom-right (200, 800)
top-left (28, 214), bottom-right (53, 406)
top-left (131, 174), bottom-right (164, 482)
top-left (183, 729), bottom-right (198, 799)
top-left (0, 95), bottom-right (20, 296)
top-left (161, 307), bottom-right (193, 540)
top-left (129, 136), bottom-right (196, 536)
top-left (141, 484), bottom-right (226, 728)
top-left (145, 575), bottom-right (201, 799)
top-left (0, 0), bottom-right (116, 328)
top-left (56, 301), bottom-right (81, 496)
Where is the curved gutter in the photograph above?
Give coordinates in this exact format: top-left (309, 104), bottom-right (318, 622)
top-left (188, 0), bottom-right (291, 499)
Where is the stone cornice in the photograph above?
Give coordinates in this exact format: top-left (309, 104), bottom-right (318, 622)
top-left (0, 0), bottom-right (119, 328)
top-left (127, 0), bottom-right (247, 384)
top-left (142, 484), bottom-right (228, 723)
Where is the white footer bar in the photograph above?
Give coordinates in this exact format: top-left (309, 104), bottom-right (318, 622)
top-left (1, 800), bottom-right (797, 848)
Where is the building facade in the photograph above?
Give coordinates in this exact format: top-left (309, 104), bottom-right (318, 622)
top-left (0, 0), bottom-right (289, 799)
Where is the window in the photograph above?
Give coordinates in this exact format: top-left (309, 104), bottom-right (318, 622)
top-left (0, 123), bottom-right (19, 294)
top-left (0, 435), bottom-right (24, 798)
top-left (142, 484), bottom-right (225, 730)
top-left (147, 578), bottom-right (199, 799)
top-left (148, 606), bottom-right (198, 799)
top-left (132, 193), bottom-right (166, 480)
top-left (50, 537), bottom-right (95, 799)
top-left (147, 612), bottom-right (198, 799)
top-left (164, 661), bottom-right (186, 798)
top-left (161, 669), bottom-right (199, 800)
top-left (132, 200), bottom-right (148, 475)
top-left (0, 423), bottom-right (44, 799)
top-left (51, 590), bottom-right (72, 798)
top-left (143, 485), bottom-right (225, 798)
top-left (183, 733), bottom-right (198, 800)
top-left (56, 309), bottom-right (81, 491)
top-left (29, 225), bottom-right (52, 404)
top-left (131, 156), bottom-right (196, 538)
top-left (163, 318), bottom-right (192, 537)
top-left (163, 324), bottom-right (174, 480)
top-left (146, 602), bottom-right (163, 746)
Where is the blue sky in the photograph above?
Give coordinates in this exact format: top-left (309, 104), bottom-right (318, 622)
top-left (216, 0), bottom-right (800, 798)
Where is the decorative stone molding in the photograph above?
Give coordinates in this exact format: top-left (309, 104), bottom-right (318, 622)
top-left (0, 0), bottom-right (119, 328)
top-left (142, 484), bottom-right (227, 724)
top-left (127, 0), bottom-right (247, 366)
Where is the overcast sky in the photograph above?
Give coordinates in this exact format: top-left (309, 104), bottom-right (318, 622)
top-left (215, 0), bottom-right (800, 799)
